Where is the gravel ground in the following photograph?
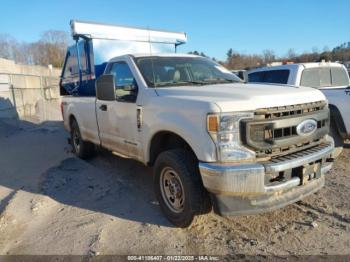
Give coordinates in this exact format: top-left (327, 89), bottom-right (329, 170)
top-left (0, 120), bottom-right (349, 259)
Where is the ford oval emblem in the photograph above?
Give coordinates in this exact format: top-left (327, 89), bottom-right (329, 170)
top-left (296, 119), bottom-right (317, 136)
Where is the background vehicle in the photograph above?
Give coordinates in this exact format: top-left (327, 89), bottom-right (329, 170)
top-left (342, 61), bottom-right (350, 76)
top-left (247, 62), bottom-right (350, 157)
top-left (61, 21), bottom-right (334, 227)
top-left (231, 70), bottom-right (246, 81)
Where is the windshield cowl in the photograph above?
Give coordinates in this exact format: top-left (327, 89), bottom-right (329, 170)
top-left (152, 79), bottom-right (240, 88)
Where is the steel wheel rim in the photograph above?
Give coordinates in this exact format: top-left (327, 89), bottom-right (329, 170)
top-left (160, 167), bottom-right (185, 213)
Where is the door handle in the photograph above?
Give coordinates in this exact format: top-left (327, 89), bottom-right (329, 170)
top-left (99, 104), bottom-right (107, 111)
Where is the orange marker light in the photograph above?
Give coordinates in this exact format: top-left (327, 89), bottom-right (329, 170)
top-left (208, 115), bottom-right (218, 132)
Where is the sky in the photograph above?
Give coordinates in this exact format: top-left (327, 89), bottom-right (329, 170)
top-left (0, 0), bottom-right (349, 60)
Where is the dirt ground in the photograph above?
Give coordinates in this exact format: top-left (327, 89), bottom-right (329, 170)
top-left (0, 119), bottom-right (349, 258)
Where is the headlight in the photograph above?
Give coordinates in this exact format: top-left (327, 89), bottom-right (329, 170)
top-left (207, 112), bottom-right (256, 162)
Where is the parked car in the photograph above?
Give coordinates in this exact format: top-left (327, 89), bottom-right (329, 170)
top-left (61, 21), bottom-right (334, 227)
top-left (247, 62), bottom-right (350, 157)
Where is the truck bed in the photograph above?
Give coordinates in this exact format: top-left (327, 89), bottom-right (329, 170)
top-left (62, 96), bottom-right (100, 145)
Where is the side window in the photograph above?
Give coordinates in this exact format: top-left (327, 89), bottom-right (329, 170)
top-left (109, 62), bottom-right (138, 102)
top-left (248, 72), bottom-right (265, 82)
top-left (63, 47), bottom-right (79, 78)
top-left (249, 70), bottom-right (289, 84)
top-left (78, 41), bottom-right (88, 74)
top-left (264, 70), bottom-right (289, 84)
top-left (63, 52), bottom-right (72, 78)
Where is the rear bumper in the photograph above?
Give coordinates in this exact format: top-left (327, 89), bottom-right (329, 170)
top-left (198, 142), bottom-right (334, 216)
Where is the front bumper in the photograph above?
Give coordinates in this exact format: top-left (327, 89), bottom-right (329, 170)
top-left (199, 142), bottom-right (334, 216)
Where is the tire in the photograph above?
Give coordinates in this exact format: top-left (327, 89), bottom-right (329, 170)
top-left (154, 149), bottom-right (211, 227)
top-left (70, 119), bottom-right (95, 159)
top-left (329, 120), bottom-right (343, 158)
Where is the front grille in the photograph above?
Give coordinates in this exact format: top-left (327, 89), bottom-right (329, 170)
top-left (254, 100), bottom-right (327, 120)
top-left (263, 119), bottom-right (327, 140)
top-left (242, 101), bottom-right (329, 158)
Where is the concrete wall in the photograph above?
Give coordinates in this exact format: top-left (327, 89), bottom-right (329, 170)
top-left (0, 58), bottom-right (61, 76)
top-left (0, 58), bottom-right (62, 123)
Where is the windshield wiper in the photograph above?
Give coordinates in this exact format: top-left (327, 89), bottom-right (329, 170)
top-left (202, 78), bottom-right (239, 84)
top-left (153, 81), bottom-right (206, 87)
top-left (185, 81), bottom-right (207, 85)
top-left (152, 79), bottom-right (238, 88)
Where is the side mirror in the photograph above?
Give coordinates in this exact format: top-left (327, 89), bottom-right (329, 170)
top-left (96, 74), bottom-right (116, 101)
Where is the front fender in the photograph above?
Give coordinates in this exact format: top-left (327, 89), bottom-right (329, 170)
top-left (142, 102), bottom-right (219, 163)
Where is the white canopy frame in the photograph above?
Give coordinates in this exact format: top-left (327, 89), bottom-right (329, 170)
top-left (70, 20), bottom-right (187, 47)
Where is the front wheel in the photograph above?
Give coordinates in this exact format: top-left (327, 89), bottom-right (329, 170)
top-left (154, 149), bottom-right (211, 227)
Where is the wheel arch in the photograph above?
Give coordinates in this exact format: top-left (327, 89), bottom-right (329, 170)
top-left (329, 104), bottom-right (347, 138)
top-left (68, 114), bottom-right (78, 132)
top-left (148, 130), bottom-right (198, 166)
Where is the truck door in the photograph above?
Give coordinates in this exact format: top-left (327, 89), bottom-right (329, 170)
top-left (96, 60), bottom-right (142, 159)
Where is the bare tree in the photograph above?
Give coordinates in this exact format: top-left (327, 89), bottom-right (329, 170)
top-left (225, 50), bottom-right (263, 70)
top-left (0, 34), bottom-right (16, 60)
top-left (188, 51), bottom-right (208, 57)
top-left (0, 30), bottom-right (68, 67)
top-left (262, 49), bottom-right (276, 64)
top-left (286, 48), bottom-right (296, 60)
top-left (226, 48), bottom-right (233, 60)
top-left (37, 30), bottom-right (69, 67)
top-left (312, 46), bottom-right (319, 54)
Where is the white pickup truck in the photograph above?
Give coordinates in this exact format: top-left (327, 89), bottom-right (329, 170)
top-left (61, 21), bottom-right (335, 227)
top-left (247, 62), bottom-right (350, 157)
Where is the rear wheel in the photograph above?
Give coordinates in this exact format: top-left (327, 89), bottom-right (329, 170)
top-left (70, 119), bottom-right (95, 159)
top-left (154, 149), bottom-right (211, 227)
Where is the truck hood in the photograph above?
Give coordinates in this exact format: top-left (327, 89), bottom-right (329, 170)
top-left (155, 83), bottom-right (326, 112)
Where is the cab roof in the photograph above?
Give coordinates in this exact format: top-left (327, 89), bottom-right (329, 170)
top-left (248, 62), bottom-right (345, 73)
top-left (132, 53), bottom-right (200, 58)
top-left (109, 53), bottom-right (202, 62)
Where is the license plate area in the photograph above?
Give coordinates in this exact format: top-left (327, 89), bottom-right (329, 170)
top-left (300, 162), bottom-right (321, 185)
top-left (265, 159), bottom-right (324, 187)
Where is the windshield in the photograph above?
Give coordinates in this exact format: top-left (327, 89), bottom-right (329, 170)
top-left (134, 56), bottom-right (242, 87)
